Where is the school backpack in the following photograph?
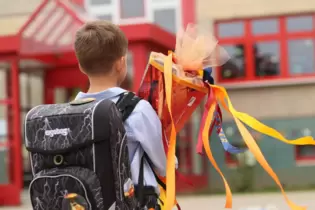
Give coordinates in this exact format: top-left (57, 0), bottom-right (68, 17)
top-left (24, 92), bottom-right (143, 210)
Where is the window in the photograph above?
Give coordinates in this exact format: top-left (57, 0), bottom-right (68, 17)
top-left (295, 128), bottom-right (315, 160)
top-left (154, 8), bottom-right (177, 33)
top-left (218, 22), bottom-right (244, 38)
top-left (90, 0), bottom-right (111, 6)
top-left (216, 14), bottom-right (315, 83)
top-left (296, 146), bottom-right (315, 160)
top-left (288, 39), bottom-right (315, 75)
top-left (120, 0), bottom-right (145, 19)
top-left (252, 19), bottom-right (279, 35)
top-left (87, 0), bottom-right (182, 33)
top-left (220, 44), bottom-right (245, 79)
top-left (254, 41), bottom-right (280, 77)
top-left (0, 69), bottom-right (9, 184)
top-left (287, 16), bottom-right (313, 32)
top-left (97, 14), bottom-right (112, 21)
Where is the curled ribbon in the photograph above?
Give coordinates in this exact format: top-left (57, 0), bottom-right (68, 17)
top-left (211, 84), bottom-right (313, 210)
top-left (214, 108), bottom-right (247, 154)
top-left (197, 86), bottom-right (245, 155)
top-left (200, 85), bottom-right (232, 208)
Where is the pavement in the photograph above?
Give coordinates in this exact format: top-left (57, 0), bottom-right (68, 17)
top-left (0, 190), bottom-right (314, 209)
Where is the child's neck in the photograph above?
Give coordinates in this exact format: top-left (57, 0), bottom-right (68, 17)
top-left (87, 76), bottom-right (118, 93)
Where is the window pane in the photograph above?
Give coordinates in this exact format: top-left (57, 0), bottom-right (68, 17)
top-left (90, 0), bottom-right (111, 6)
top-left (154, 9), bottom-right (176, 34)
top-left (298, 146), bottom-right (315, 158)
top-left (98, 15), bottom-right (112, 21)
top-left (220, 44), bottom-right (245, 79)
top-left (0, 105), bottom-right (9, 184)
top-left (252, 19), bottom-right (279, 35)
top-left (288, 39), bottom-right (314, 75)
top-left (254, 41), bottom-right (280, 77)
top-left (218, 22), bottom-right (244, 38)
top-left (0, 70), bottom-right (7, 100)
top-left (287, 16), bottom-right (313, 32)
top-left (120, 0), bottom-right (144, 19)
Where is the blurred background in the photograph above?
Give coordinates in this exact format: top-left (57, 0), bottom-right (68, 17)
top-left (1, 0), bottom-right (315, 209)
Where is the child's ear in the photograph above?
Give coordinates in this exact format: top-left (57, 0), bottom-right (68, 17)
top-left (121, 56), bottom-right (126, 66)
top-left (113, 56), bottom-right (126, 73)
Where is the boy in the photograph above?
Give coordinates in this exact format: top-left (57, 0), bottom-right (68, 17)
top-left (74, 20), bottom-right (167, 207)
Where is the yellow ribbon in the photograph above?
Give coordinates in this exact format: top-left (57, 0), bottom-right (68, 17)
top-left (163, 53), bottom-right (177, 210)
top-left (156, 51), bottom-right (313, 210)
top-left (211, 84), bottom-right (312, 210)
top-left (202, 97), bottom-right (232, 208)
top-left (211, 85), bottom-right (315, 146)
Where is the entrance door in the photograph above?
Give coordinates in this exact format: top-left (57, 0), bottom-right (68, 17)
top-left (176, 105), bottom-right (208, 193)
top-left (0, 67), bottom-right (21, 205)
top-left (0, 69), bottom-right (11, 202)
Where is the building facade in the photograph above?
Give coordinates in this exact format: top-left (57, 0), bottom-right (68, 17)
top-left (197, 0), bottom-right (315, 191)
top-left (1, 0), bottom-right (315, 193)
top-left (0, 0), bottom-right (205, 191)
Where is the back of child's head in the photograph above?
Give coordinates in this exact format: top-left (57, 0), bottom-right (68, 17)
top-left (74, 20), bottom-right (128, 76)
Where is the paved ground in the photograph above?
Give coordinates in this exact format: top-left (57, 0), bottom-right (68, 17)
top-left (0, 190), bottom-right (314, 209)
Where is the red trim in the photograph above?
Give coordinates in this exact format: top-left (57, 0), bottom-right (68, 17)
top-left (129, 43), bottom-right (149, 92)
top-left (0, 99), bottom-right (12, 105)
top-left (215, 13), bottom-right (315, 83)
top-left (279, 17), bottom-right (289, 78)
top-left (0, 57), bottom-right (24, 205)
top-left (182, 0), bottom-right (195, 26)
top-left (245, 20), bottom-right (254, 80)
top-left (0, 36), bottom-right (20, 55)
top-left (0, 185), bottom-right (20, 205)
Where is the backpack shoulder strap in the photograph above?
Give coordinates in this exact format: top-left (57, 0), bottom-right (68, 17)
top-left (116, 92), bottom-right (141, 122)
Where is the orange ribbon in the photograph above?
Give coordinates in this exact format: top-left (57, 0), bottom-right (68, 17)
top-left (163, 53), bottom-right (177, 210)
top-left (211, 85), bottom-right (312, 210)
top-left (201, 87), bottom-right (232, 208)
top-left (157, 51), bottom-right (314, 210)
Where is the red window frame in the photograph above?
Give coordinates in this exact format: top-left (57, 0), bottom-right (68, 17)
top-left (295, 145), bottom-right (315, 161)
top-left (214, 13), bottom-right (315, 83)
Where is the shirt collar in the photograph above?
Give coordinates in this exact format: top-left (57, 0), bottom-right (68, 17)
top-left (75, 87), bottom-right (127, 100)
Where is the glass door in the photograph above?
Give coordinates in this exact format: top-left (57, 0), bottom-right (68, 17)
top-left (0, 69), bottom-right (9, 186)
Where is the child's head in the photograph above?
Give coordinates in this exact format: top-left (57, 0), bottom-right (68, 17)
top-left (74, 20), bottom-right (128, 86)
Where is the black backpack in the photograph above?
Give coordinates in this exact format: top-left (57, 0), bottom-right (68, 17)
top-left (24, 92), bottom-right (144, 210)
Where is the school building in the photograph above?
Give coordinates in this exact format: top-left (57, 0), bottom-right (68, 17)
top-left (202, 0), bottom-right (315, 192)
top-left (0, 0), bottom-right (315, 205)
